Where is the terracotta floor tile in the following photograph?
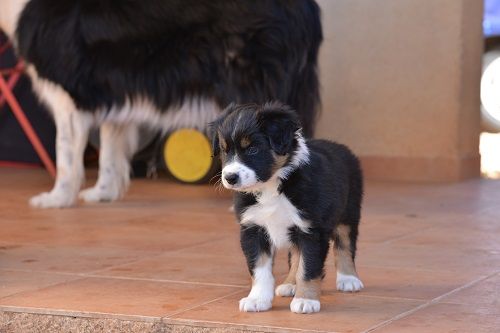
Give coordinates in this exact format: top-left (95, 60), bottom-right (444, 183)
top-left (375, 303), bottom-right (500, 333)
top-left (0, 277), bottom-right (240, 318)
top-left (0, 243), bottom-right (156, 274)
top-left (0, 168), bottom-right (499, 332)
top-left (97, 248), bottom-right (290, 287)
top-left (96, 251), bottom-right (250, 287)
top-left (321, 265), bottom-right (480, 301)
top-left (440, 273), bottom-right (500, 308)
top-left (0, 269), bottom-right (77, 299)
top-left (357, 243), bottom-right (500, 275)
top-left (388, 225), bottom-right (500, 251)
top-left (0, 211), bottom-right (231, 251)
top-left (171, 290), bottom-right (423, 333)
top-left (358, 213), bottom-right (435, 244)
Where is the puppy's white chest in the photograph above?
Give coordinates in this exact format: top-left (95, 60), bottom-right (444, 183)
top-left (241, 188), bottom-right (309, 249)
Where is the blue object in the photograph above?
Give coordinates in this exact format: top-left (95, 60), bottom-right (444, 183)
top-left (485, 0), bottom-right (500, 37)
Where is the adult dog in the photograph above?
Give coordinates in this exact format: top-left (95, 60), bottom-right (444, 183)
top-left (0, 0), bottom-right (322, 208)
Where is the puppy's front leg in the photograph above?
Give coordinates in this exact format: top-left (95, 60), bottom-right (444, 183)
top-left (291, 231), bottom-right (330, 314)
top-left (239, 225), bottom-right (275, 312)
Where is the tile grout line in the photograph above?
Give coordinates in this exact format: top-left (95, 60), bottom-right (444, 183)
top-left (379, 225), bottom-right (439, 245)
top-left (85, 235), bottom-right (231, 276)
top-left (164, 317), bottom-right (340, 333)
top-left (0, 271), bottom-right (83, 303)
top-left (164, 289), bottom-right (245, 319)
top-left (0, 269), bottom-right (247, 305)
top-left (0, 305), bottom-right (160, 323)
top-left (360, 269), bottom-right (500, 333)
top-left (83, 273), bottom-right (248, 289)
top-left (163, 281), bottom-right (340, 333)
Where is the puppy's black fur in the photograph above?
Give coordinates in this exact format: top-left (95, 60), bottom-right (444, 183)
top-left (211, 103), bottom-right (363, 312)
top-left (16, 0), bottom-right (322, 136)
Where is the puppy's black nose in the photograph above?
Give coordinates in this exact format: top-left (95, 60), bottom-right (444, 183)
top-left (224, 173), bottom-right (239, 185)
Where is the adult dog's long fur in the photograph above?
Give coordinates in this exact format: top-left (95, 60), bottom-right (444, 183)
top-left (0, 0), bottom-right (322, 208)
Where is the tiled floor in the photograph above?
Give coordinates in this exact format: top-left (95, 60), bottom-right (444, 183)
top-left (0, 168), bottom-right (499, 333)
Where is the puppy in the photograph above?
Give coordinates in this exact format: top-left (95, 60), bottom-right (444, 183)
top-left (211, 103), bottom-right (364, 314)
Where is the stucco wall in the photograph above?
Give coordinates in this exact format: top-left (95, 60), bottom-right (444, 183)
top-left (316, 0), bottom-right (484, 182)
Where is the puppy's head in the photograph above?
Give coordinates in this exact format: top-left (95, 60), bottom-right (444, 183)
top-left (210, 102), bottom-right (304, 192)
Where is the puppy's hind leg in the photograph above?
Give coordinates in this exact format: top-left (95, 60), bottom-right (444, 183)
top-left (79, 123), bottom-right (139, 203)
top-left (275, 246), bottom-right (299, 297)
top-left (333, 224), bottom-right (364, 292)
top-left (30, 110), bottom-right (92, 208)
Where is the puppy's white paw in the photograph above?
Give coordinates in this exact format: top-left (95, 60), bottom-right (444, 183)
top-left (336, 273), bottom-right (364, 292)
top-left (79, 185), bottom-right (121, 203)
top-left (290, 298), bottom-right (320, 314)
top-left (30, 190), bottom-right (76, 208)
top-left (239, 297), bottom-right (272, 312)
top-left (275, 283), bottom-right (296, 297)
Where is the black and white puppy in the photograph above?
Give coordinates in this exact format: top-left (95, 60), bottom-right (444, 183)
top-left (211, 103), bottom-right (364, 314)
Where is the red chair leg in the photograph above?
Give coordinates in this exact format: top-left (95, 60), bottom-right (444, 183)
top-left (0, 74), bottom-right (56, 178)
top-left (0, 70), bottom-right (21, 108)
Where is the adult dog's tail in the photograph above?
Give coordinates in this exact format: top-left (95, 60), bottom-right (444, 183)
top-left (288, 0), bottom-right (322, 138)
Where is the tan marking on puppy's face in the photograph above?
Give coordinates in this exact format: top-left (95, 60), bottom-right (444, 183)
top-left (334, 225), bottom-right (358, 277)
top-left (240, 136), bottom-right (251, 149)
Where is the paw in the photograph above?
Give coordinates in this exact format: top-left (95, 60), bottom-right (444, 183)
top-left (275, 283), bottom-right (296, 297)
top-left (29, 191), bottom-right (76, 208)
top-left (239, 297), bottom-right (272, 312)
top-left (336, 273), bottom-right (364, 292)
top-left (290, 298), bottom-right (320, 314)
top-left (79, 185), bottom-right (121, 203)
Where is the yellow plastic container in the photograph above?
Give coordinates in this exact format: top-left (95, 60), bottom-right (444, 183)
top-left (163, 128), bottom-right (215, 183)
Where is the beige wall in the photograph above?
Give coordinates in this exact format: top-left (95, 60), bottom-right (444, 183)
top-left (316, 0), bottom-right (484, 182)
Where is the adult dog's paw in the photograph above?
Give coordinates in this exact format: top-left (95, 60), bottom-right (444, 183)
top-left (29, 191), bottom-right (76, 208)
top-left (79, 185), bottom-right (121, 203)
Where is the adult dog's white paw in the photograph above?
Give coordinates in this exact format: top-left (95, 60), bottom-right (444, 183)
top-left (29, 191), bottom-right (76, 208)
top-left (336, 273), bottom-right (364, 292)
top-left (275, 283), bottom-right (296, 297)
top-left (290, 298), bottom-right (320, 314)
top-left (79, 186), bottom-right (121, 203)
top-left (239, 297), bottom-right (272, 312)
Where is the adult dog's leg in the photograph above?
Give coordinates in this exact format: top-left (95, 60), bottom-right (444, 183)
top-left (29, 109), bottom-right (91, 208)
top-left (79, 123), bottom-right (138, 202)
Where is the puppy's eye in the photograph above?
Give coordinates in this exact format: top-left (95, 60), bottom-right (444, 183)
top-left (246, 146), bottom-right (259, 155)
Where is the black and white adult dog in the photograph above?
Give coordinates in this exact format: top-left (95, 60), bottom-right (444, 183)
top-left (211, 103), bottom-right (364, 314)
top-left (0, 0), bottom-right (322, 208)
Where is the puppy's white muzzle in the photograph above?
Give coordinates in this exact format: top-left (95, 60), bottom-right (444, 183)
top-left (222, 160), bottom-right (258, 190)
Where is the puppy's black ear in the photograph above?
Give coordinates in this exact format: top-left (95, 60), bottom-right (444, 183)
top-left (258, 102), bottom-right (301, 155)
top-left (208, 121), bottom-right (220, 157)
